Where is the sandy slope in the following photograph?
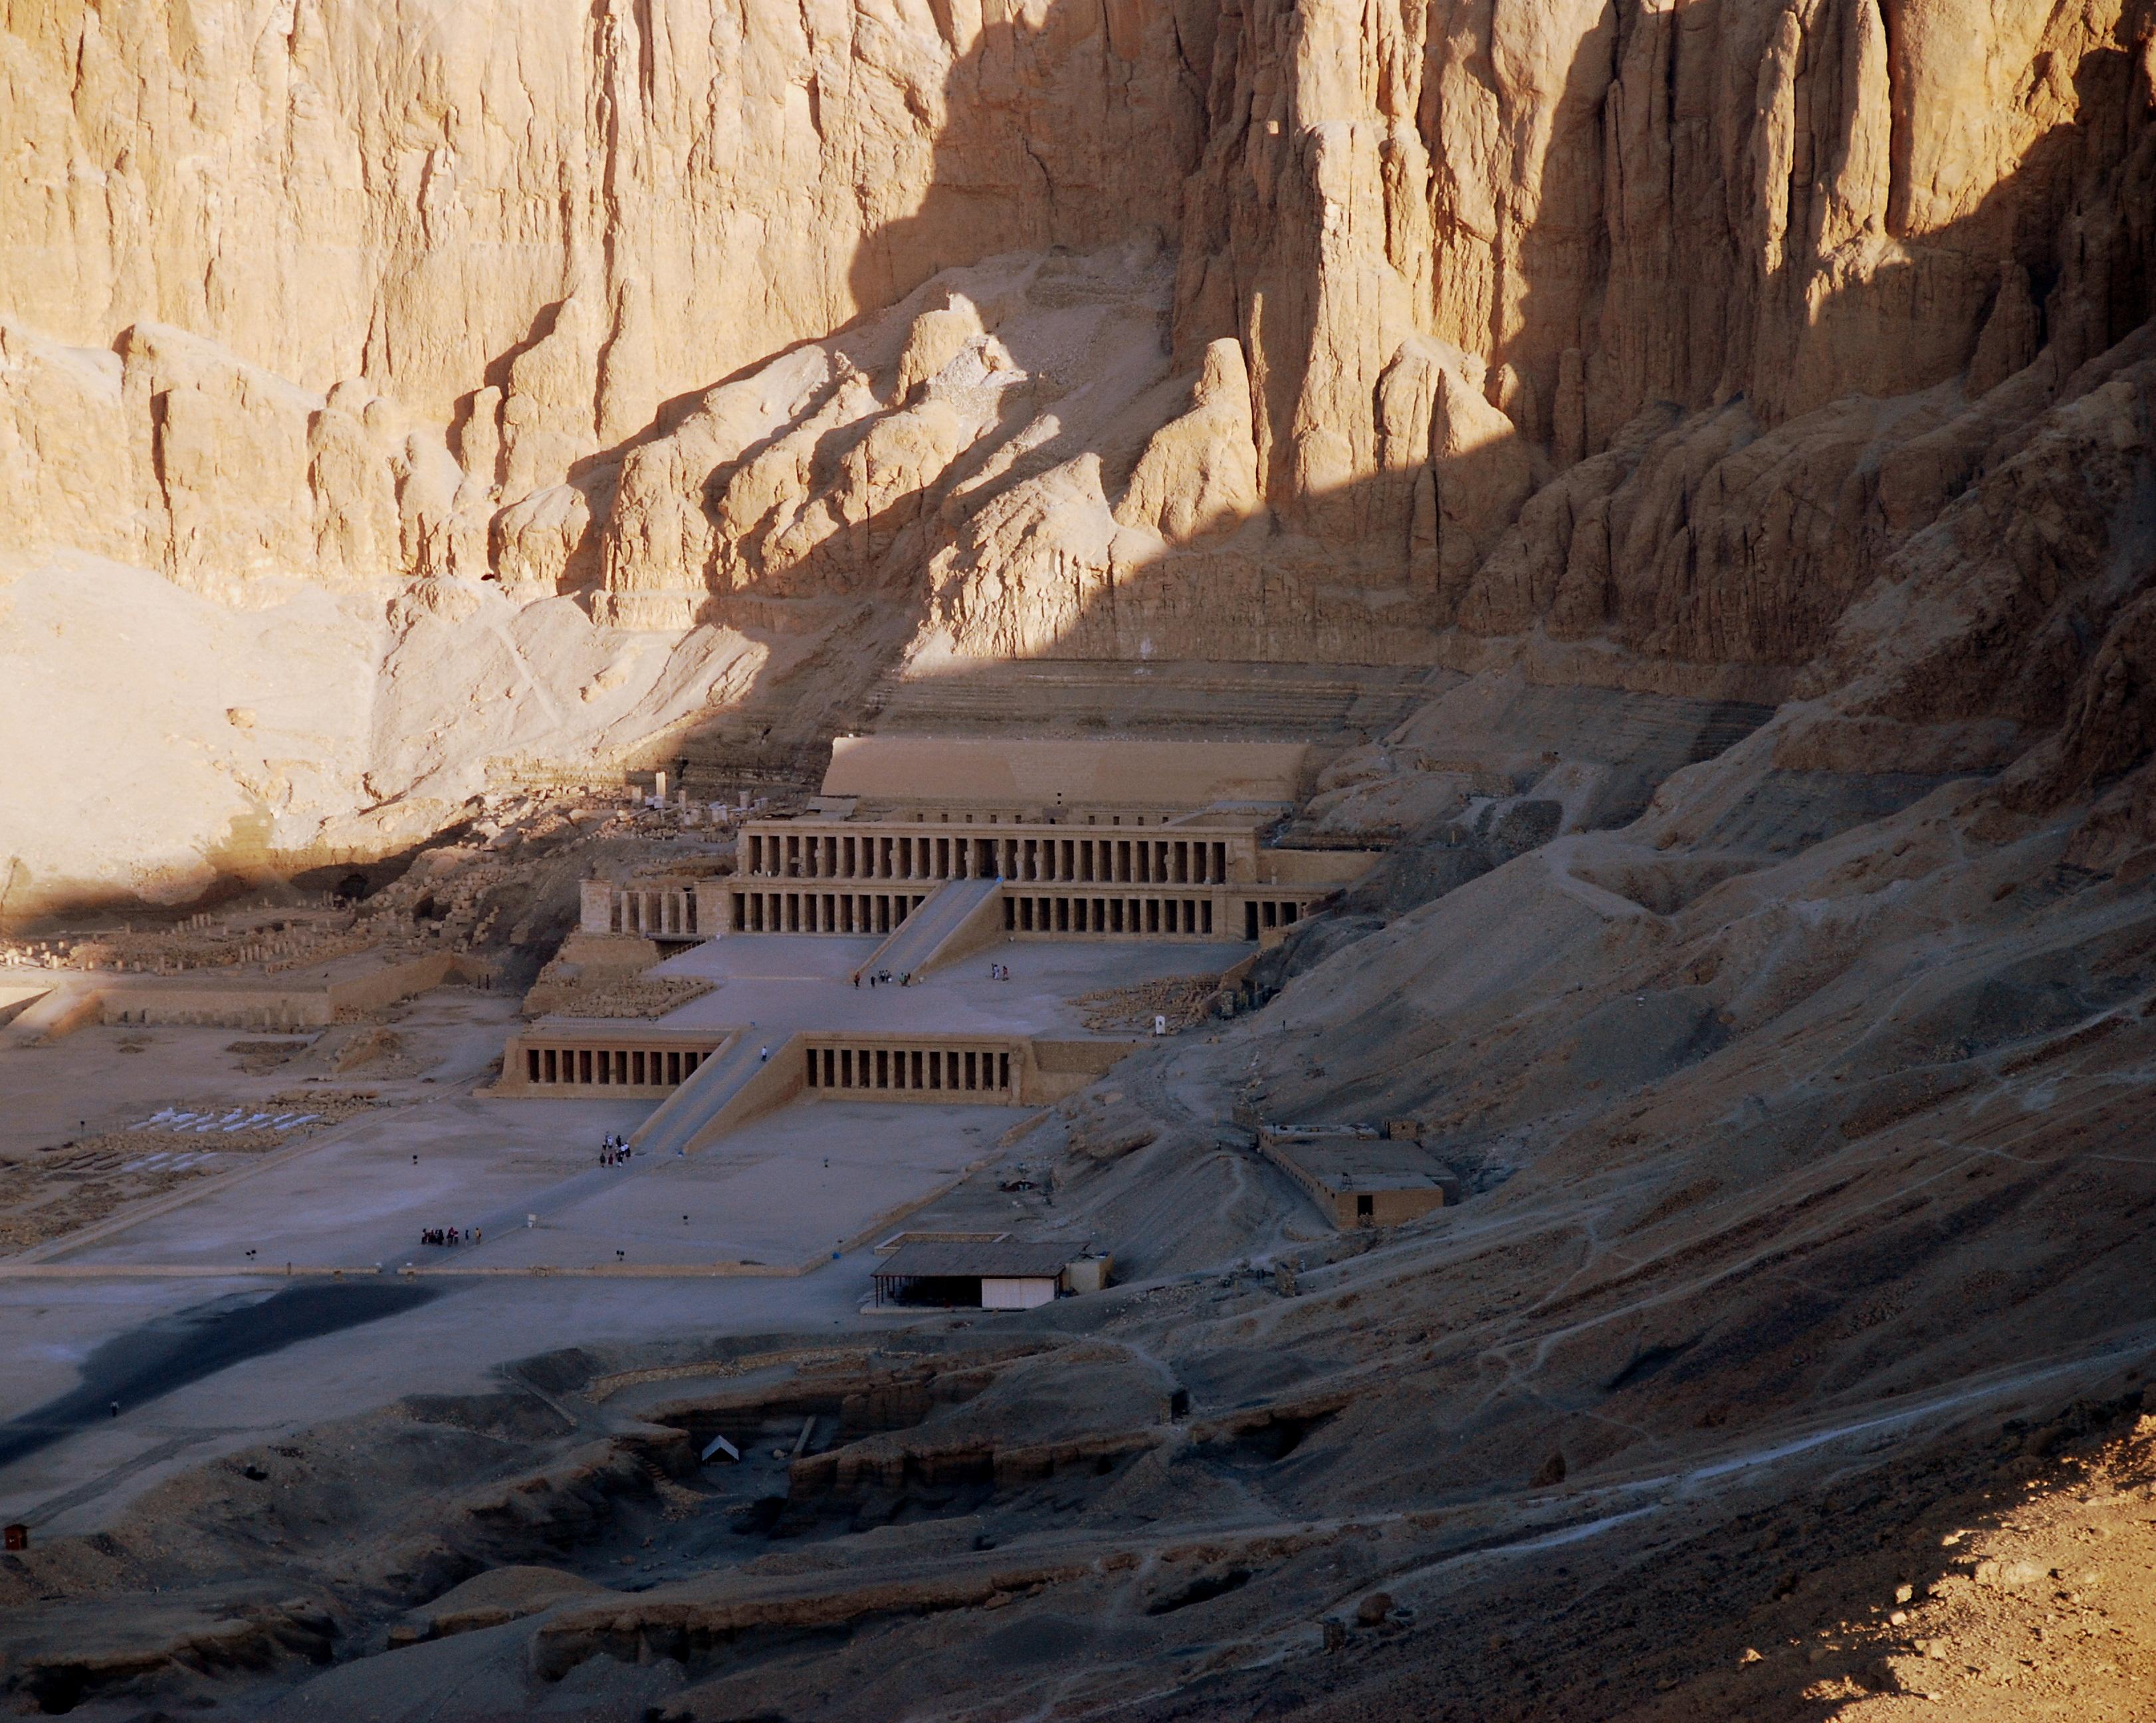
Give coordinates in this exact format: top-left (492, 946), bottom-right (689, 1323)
top-left (0, 553), bottom-right (768, 917)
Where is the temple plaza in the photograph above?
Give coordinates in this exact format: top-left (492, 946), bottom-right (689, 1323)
top-left (5, 737), bottom-right (1382, 1283)
top-left (0, 735), bottom-right (1382, 1538)
top-left (504, 739), bottom-right (1374, 1135)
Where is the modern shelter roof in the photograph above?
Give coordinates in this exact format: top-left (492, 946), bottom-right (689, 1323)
top-left (872, 1241), bottom-right (1075, 1280)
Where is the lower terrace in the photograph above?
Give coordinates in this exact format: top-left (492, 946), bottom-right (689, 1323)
top-left (497, 933), bottom-right (1247, 1113)
top-left (638, 931), bottom-right (1245, 1043)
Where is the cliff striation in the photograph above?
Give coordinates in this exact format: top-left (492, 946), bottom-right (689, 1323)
top-left (0, 0), bottom-right (2153, 906)
top-left (7, 9), bottom-right (2156, 1718)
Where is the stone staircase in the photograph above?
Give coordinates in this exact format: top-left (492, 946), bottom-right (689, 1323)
top-left (628, 1033), bottom-right (768, 1157)
top-left (857, 876), bottom-right (1006, 981)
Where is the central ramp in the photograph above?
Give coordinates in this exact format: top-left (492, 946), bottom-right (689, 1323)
top-left (859, 875), bottom-right (1005, 980)
top-left (627, 1032), bottom-right (765, 1157)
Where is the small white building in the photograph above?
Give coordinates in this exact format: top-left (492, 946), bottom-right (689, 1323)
top-left (870, 1241), bottom-right (1088, 1310)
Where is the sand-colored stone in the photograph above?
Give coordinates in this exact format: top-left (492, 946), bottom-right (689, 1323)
top-left (0, 0), bottom-right (2148, 908)
top-left (3, 9), bottom-right (2156, 1721)
top-left (1114, 338), bottom-right (1263, 544)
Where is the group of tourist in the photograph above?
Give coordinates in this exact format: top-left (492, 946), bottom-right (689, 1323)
top-left (987, 963), bottom-right (1012, 980)
top-left (852, 969), bottom-right (911, 988)
top-left (600, 1132), bottom-right (632, 1166)
top-left (419, 1224), bottom-right (478, 1246)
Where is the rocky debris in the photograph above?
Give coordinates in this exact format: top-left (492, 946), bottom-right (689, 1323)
top-left (1355, 1591), bottom-right (1395, 1627)
top-left (3, 789), bottom-right (732, 1044)
top-left (1074, 975), bottom-right (1222, 1034)
top-left (1732, 1407), bottom-right (2156, 1719)
top-left (0, 1), bottom-right (2154, 1720)
top-left (518, 927), bottom-right (717, 1020)
top-left (0, 1594), bottom-right (340, 1716)
top-left (0, 1092), bottom-right (380, 1251)
top-left (518, 972), bottom-right (713, 1021)
top-left (384, 1565), bottom-right (603, 1649)
top-left (519, 941), bottom-right (714, 1020)
top-left (331, 1027), bottom-right (411, 1075)
top-left (526, 1551), bottom-right (1104, 1682)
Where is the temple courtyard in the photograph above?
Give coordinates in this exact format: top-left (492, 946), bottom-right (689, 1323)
top-left (0, 931), bottom-right (1242, 1539)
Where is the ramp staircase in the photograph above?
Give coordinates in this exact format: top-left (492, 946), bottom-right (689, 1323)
top-left (628, 1033), bottom-right (766, 1157)
top-left (858, 875), bottom-right (1005, 981)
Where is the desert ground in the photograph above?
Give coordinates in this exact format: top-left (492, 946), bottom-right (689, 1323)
top-left (5, 0), bottom-right (2156, 1714)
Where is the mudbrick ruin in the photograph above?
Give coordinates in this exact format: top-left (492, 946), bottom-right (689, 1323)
top-left (3, 0), bottom-right (2156, 1718)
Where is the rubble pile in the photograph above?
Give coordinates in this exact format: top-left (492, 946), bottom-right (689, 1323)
top-left (1075, 975), bottom-right (1223, 1034)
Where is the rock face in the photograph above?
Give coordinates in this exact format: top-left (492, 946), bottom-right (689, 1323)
top-left (0, 0), bottom-right (2153, 901)
top-left (7, 11), bottom-right (2156, 1716)
top-left (0, 0), bottom-right (1202, 423)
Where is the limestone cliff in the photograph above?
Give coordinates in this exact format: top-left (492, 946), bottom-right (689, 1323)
top-left (1, 0), bottom-right (2153, 907)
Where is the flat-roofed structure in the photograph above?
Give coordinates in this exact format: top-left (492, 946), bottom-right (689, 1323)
top-left (716, 816), bottom-right (1361, 947)
top-left (506, 741), bottom-right (1384, 1145)
top-left (869, 1240), bottom-right (1085, 1310)
top-left (580, 876), bottom-right (726, 941)
top-left (564, 738), bottom-right (1382, 955)
top-left (714, 736), bottom-right (1377, 952)
top-left (823, 735), bottom-right (1314, 813)
top-left (1257, 1127), bottom-right (1459, 1228)
top-left (499, 1024), bottom-right (730, 1098)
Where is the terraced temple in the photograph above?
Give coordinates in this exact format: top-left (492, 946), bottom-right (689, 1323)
top-left (502, 741), bottom-right (1378, 1167)
top-left (5, 0), bottom-right (2156, 1714)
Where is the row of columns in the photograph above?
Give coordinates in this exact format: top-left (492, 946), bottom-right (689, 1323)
top-left (1004, 894), bottom-right (1218, 937)
top-left (1247, 898), bottom-right (1308, 935)
top-left (733, 889), bottom-right (928, 935)
top-left (997, 835), bottom-right (1232, 886)
top-left (804, 1043), bottom-right (1014, 1097)
top-left (720, 884), bottom-right (1311, 941)
top-left (524, 1044), bottom-right (707, 1088)
top-left (612, 888), bottom-right (696, 938)
top-left (744, 830), bottom-right (1234, 887)
top-left (748, 831), bottom-right (959, 881)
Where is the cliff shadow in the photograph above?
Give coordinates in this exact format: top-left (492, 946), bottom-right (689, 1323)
top-left (631, 0), bottom-right (2152, 804)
